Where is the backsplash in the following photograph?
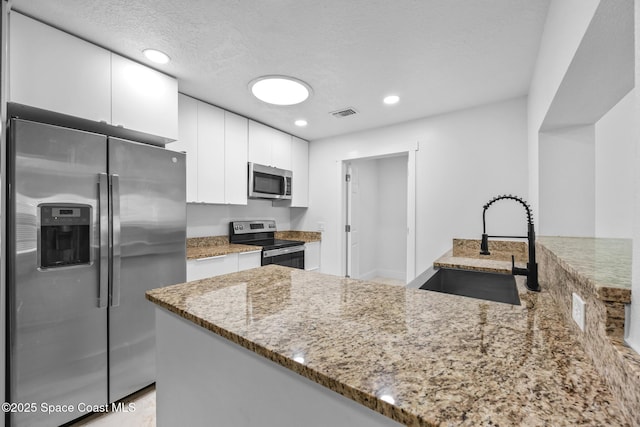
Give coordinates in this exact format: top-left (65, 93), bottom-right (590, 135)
top-left (452, 238), bottom-right (528, 263)
top-left (186, 199), bottom-right (292, 237)
top-left (186, 236), bottom-right (229, 248)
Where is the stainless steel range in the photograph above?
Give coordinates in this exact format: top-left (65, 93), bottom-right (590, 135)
top-left (229, 220), bottom-right (305, 269)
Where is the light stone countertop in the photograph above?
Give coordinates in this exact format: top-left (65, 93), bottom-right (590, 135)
top-left (146, 265), bottom-right (631, 426)
top-left (186, 231), bottom-right (321, 260)
top-left (537, 236), bottom-right (631, 303)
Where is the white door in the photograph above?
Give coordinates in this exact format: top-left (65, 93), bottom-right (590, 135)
top-left (345, 163), bottom-right (360, 278)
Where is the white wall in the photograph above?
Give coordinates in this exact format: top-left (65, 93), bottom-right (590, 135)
top-left (527, 0), bottom-right (600, 219)
top-left (594, 89), bottom-right (635, 238)
top-left (298, 96), bottom-right (528, 277)
top-left (351, 159), bottom-right (378, 279)
top-left (187, 199), bottom-right (292, 237)
top-left (538, 125), bottom-right (595, 236)
top-left (376, 156), bottom-right (407, 280)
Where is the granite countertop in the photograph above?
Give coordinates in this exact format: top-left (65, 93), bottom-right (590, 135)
top-left (537, 236), bottom-right (631, 303)
top-left (186, 236), bottom-right (259, 260)
top-left (434, 249), bottom-right (523, 274)
top-left (186, 231), bottom-right (321, 260)
top-left (434, 239), bottom-right (528, 274)
top-left (146, 265), bottom-right (630, 426)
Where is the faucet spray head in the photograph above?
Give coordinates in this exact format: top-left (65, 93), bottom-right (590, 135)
top-left (480, 233), bottom-right (490, 255)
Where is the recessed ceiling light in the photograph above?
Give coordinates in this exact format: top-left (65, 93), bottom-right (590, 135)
top-left (143, 49), bottom-right (170, 64)
top-left (294, 119), bottom-right (308, 127)
top-left (250, 76), bottom-right (312, 106)
top-left (383, 95), bottom-right (400, 105)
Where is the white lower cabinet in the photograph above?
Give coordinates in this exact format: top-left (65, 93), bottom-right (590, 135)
top-left (187, 253), bottom-right (238, 282)
top-left (187, 250), bottom-right (262, 281)
top-left (304, 242), bottom-right (321, 271)
top-left (238, 250), bottom-right (262, 271)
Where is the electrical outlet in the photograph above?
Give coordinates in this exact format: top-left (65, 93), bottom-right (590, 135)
top-left (572, 292), bottom-right (585, 331)
top-left (317, 222), bottom-right (325, 232)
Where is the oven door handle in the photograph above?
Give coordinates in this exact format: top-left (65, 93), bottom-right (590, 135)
top-left (263, 246), bottom-right (305, 258)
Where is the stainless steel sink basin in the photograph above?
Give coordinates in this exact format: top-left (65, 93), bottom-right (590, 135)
top-left (419, 268), bottom-right (521, 305)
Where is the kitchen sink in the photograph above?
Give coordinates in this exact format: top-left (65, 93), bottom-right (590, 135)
top-left (419, 268), bottom-right (521, 305)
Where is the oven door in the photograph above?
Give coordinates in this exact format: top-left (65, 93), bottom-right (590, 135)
top-left (262, 246), bottom-right (305, 269)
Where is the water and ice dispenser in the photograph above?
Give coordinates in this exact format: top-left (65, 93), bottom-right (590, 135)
top-left (39, 204), bottom-right (91, 268)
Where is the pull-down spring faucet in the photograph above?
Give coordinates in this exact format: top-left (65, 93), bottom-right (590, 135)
top-left (480, 195), bottom-right (540, 292)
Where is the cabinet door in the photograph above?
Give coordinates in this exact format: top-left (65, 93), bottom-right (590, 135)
top-left (271, 131), bottom-right (292, 170)
top-left (196, 102), bottom-right (225, 203)
top-left (9, 12), bottom-right (111, 122)
top-left (304, 242), bottom-right (321, 271)
top-left (167, 94), bottom-right (198, 202)
top-left (237, 251), bottom-right (261, 271)
top-left (248, 121), bottom-right (273, 166)
top-left (224, 112), bottom-right (249, 205)
top-left (111, 54), bottom-right (178, 140)
top-left (186, 254), bottom-right (238, 281)
top-left (290, 137), bottom-right (309, 207)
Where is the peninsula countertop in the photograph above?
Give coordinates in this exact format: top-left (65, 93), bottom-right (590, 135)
top-left (146, 265), bottom-right (630, 426)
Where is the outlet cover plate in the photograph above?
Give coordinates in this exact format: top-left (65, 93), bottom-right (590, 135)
top-left (572, 292), bottom-right (585, 331)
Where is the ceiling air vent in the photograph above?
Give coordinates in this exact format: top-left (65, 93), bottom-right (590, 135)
top-left (330, 108), bottom-right (358, 118)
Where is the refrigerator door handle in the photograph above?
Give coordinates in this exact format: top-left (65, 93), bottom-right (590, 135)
top-left (110, 174), bottom-right (121, 307)
top-left (98, 173), bottom-right (109, 308)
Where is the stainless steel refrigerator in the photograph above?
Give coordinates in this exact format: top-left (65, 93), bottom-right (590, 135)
top-left (7, 118), bottom-right (186, 426)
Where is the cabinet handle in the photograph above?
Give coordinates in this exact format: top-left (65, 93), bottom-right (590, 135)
top-left (195, 255), bottom-right (226, 262)
top-left (239, 250), bottom-right (261, 255)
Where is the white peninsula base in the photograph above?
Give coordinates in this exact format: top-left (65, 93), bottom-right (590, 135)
top-left (155, 308), bottom-right (402, 427)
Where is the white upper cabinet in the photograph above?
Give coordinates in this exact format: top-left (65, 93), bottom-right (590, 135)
top-left (247, 121), bottom-right (273, 166)
top-left (248, 120), bottom-right (292, 170)
top-left (290, 137), bottom-right (309, 207)
top-left (168, 95), bottom-right (248, 205)
top-left (224, 112), bottom-right (249, 205)
top-left (271, 129), bottom-right (292, 170)
top-left (196, 102), bottom-right (225, 203)
top-left (111, 54), bottom-right (178, 140)
top-left (9, 12), bottom-right (178, 141)
top-left (9, 12), bottom-right (111, 123)
top-left (171, 94), bottom-right (198, 202)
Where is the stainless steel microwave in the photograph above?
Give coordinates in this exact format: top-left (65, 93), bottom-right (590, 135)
top-left (248, 162), bottom-right (292, 200)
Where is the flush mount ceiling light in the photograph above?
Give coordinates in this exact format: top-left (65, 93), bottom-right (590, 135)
top-left (294, 119), bottom-right (308, 127)
top-left (250, 75), bottom-right (312, 106)
top-left (143, 48), bottom-right (170, 64)
top-left (383, 95), bottom-right (400, 105)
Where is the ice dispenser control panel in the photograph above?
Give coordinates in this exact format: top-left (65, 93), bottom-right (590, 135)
top-left (39, 204), bottom-right (91, 268)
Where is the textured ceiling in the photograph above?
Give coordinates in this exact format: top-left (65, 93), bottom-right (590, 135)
top-left (11, 0), bottom-right (550, 141)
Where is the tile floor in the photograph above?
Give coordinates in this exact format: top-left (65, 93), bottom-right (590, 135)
top-left (70, 386), bottom-right (156, 427)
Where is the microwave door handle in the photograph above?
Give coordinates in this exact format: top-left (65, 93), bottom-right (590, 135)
top-left (98, 173), bottom-right (109, 308)
top-left (109, 174), bottom-right (121, 307)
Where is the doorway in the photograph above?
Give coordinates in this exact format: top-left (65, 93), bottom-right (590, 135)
top-left (344, 153), bottom-right (409, 284)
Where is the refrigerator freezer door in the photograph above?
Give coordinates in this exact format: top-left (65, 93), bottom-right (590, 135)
top-left (107, 138), bottom-right (186, 402)
top-left (8, 120), bottom-right (109, 427)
